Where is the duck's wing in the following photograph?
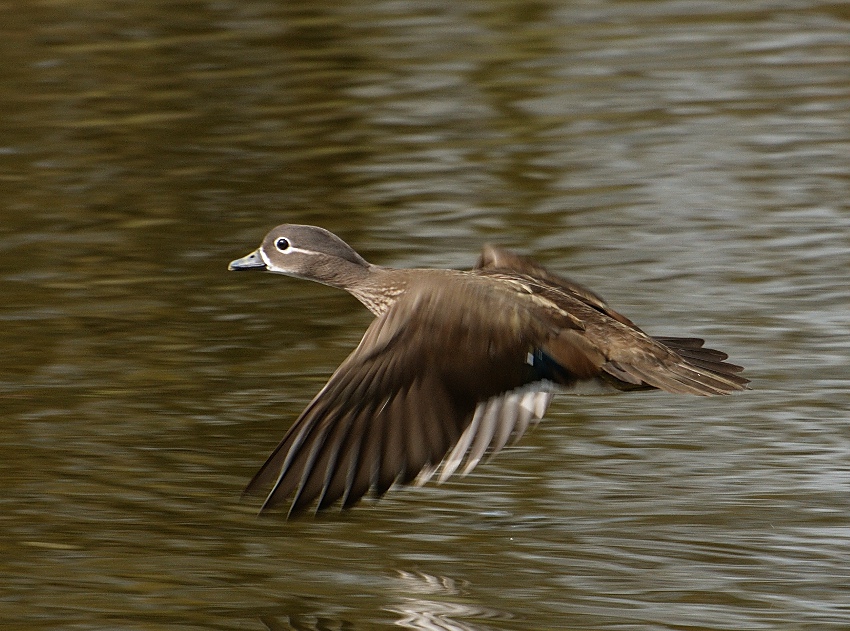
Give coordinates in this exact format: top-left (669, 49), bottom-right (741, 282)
top-left (244, 278), bottom-right (589, 517)
top-left (475, 244), bottom-right (639, 328)
top-left (475, 245), bottom-right (748, 392)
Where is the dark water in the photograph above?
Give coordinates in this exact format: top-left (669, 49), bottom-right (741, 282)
top-left (2, 1), bottom-right (849, 629)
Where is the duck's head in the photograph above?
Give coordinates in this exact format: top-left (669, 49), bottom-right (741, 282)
top-left (228, 224), bottom-right (373, 290)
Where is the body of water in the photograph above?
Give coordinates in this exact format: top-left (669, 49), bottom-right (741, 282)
top-left (2, 1), bottom-right (849, 629)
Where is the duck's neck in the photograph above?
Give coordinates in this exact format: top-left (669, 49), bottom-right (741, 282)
top-left (339, 265), bottom-right (406, 317)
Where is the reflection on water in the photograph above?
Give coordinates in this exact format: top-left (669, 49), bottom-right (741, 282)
top-left (2, 0), bottom-right (849, 629)
top-left (264, 571), bottom-right (509, 631)
top-left (387, 571), bottom-right (510, 631)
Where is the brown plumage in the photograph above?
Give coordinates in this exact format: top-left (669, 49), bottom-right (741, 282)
top-left (229, 224), bottom-right (747, 517)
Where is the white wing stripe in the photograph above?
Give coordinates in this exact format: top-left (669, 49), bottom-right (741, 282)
top-left (436, 384), bottom-right (556, 483)
top-left (439, 404), bottom-right (484, 482)
top-left (462, 399), bottom-right (504, 476)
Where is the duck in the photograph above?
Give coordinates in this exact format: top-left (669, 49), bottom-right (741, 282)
top-left (229, 224), bottom-right (747, 517)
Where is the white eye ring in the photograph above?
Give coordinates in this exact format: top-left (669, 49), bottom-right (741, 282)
top-left (275, 237), bottom-right (291, 252)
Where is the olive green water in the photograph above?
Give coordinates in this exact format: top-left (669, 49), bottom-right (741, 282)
top-left (2, 1), bottom-right (849, 629)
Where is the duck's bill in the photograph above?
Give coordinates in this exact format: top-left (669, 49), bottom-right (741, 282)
top-left (228, 249), bottom-right (267, 271)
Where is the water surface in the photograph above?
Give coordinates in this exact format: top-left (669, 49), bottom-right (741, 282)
top-left (2, 1), bottom-right (849, 629)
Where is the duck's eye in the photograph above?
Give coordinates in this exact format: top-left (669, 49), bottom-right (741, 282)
top-left (275, 237), bottom-right (291, 252)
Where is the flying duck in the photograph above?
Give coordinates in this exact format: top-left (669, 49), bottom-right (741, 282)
top-left (229, 224), bottom-right (747, 516)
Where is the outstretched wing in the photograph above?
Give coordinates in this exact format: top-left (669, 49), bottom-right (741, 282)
top-left (244, 278), bottom-right (590, 517)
